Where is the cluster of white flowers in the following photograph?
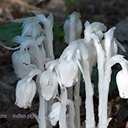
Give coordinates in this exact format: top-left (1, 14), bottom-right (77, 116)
top-left (11, 11), bottom-right (128, 128)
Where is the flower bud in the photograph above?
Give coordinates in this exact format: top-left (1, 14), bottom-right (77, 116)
top-left (22, 19), bottom-right (42, 39)
top-left (116, 69), bottom-right (128, 99)
top-left (56, 59), bottom-right (79, 88)
top-left (15, 78), bottom-right (36, 109)
top-left (48, 102), bottom-right (61, 126)
top-left (39, 69), bottom-right (58, 100)
top-left (12, 50), bottom-right (31, 78)
top-left (64, 11), bottom-right (82, 43)
top-left (84, 21), bottom-right (107, 42)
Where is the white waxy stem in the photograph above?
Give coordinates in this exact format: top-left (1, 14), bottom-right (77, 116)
top-left (48, 102), bottom-right (61, 126)
top-left (36, 13), bottom-right (54, 59)
top-left (59, 88), bottom-right (68, 128)
top-left (15, 78), bottom-right (36, 109)
top-left (81, 60), bottom-right (95, 128)
top-left (36, 35), bottom-right (46, 61)
top-left (91, 33), bottom-right (106, 128)
top-left (66, 99), bottom-right (75, 128)
top-left (39, 69), bottom-right (58, 101)
top-left (64, 11), bottom-right (82, 44)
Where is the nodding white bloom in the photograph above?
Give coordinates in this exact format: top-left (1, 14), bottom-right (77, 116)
top-left (39, 69), bottom-right (58, 100)
top-left (116, 61), bottom-right (128, 99)
top-left (12, 48), bottom-right (31, 79)
top-left (60, 39), bottom-right (96, 71)
top-left (35, 12), bottom-right (54, 29)
top-left (48, 102), bottom-right (61, 126)
top-left (22, 18), bottom-right (42, 39)
top-left (84, 21), bottom-right (107, 42)
top-left (56, 55), bottom-right (79, 88)
top-left (15, 78), bottom-right (36, 109)
top-left (64, 11), bottom-right (82, 43)
top-left (13, 36), bottom-right (44, 70)
top-left (15, 68), bottom-right (41, 109)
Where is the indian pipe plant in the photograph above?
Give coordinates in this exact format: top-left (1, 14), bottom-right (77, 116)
top-left (9, 11), bottom-right (128, 128)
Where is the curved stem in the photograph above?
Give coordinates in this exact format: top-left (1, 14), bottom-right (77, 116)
top-left (82, 60), bottom-right (95, 128)
top-left (67, 99), bottom-right (75, 128)
top-left (59, 88), bottom-right (68, 128)
top-left (74, 71), bottom-right (81, 128)
top-left (92, 37), bottom-right (110, 128)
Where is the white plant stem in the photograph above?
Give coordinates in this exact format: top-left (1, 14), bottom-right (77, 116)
top-left (92, 37), bottom-right (108, 128)
top-left (74, 71), bottom-right (81, 128)
top-left (67, 99), bottom-right (75, 128)
top-left (67, 87), bottom-right (73, 100)
top-left (59, 88), bottom-right (68, 128)
top-left (38, 95), bottom-right (47, 128)
top-left (83, 60), bottom-right (95, 128)
top-left (98, 61), bottom-right (112, 128)
top-left (44, 27), bottom-right (54, 59)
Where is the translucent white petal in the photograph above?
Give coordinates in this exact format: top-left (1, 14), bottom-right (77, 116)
top-left (64, 11), bottom-right (82, 44)
top-left (104, 27), bottom-right (117, 58)
top-left (84, 21), bottom-right (107, 42)
top-left (48, 102), bottom-right (61, 126)
top-left (12, 50), bottom-right (31, 78)
top-left (45, 59), bottom-right (58, 70)
top-left (91, 22), bottom-right (107, 32)
top-left (15, 78), bottom-right (36, 109)
top-left (22, 21), bottom-right (42, 39)
top-left (39, 70), bottom-right (58, 100)
top-left (116, 70), bottom-right (128, 99)
top-left (56, 59), bottom-right (79, 87)
top-left (47, 13), bottom-right (54, 28)
top-left (64, 19), bottom-right (70, 43)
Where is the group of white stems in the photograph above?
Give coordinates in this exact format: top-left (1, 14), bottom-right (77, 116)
top-left (11, 11), bottom-right (128, 128)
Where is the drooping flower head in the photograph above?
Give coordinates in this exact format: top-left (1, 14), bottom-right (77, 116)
top-left (64, 11), bottom-right (82, 44)
top-left (15, 68), bottom-right (41, 109)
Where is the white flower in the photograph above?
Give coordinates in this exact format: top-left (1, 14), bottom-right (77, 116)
top-left (13, 36), bottom-right (44, 70)
top-left (116, 62), bottom-right (128, 99)
top-left (39, 69), bottom-right (58, 100)
top-left (103, 27), bottom-right (118, 58)
top-left (22, 18), bottom-right (42, 39)
top-left (12, 49), bottom-right (31, 78)
top-left (15, 68), bottom-right (40, 109)
top-left (64, 11), bottom-right (82, 43)
top-left (48, 102), bottom-right (61, 126)
top-left (56, 58), bottom-right (79, 88)
top-left (84, 21), bottom-right (107, 42)
top-left (35, 12), bottom-right (53, 29)
top-left (15, 78), bottom-right (36, 109)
